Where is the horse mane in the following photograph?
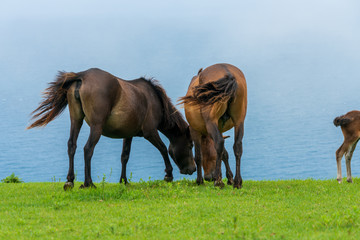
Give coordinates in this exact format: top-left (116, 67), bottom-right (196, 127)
top-left (179, 74), bottom-right (238, 107)
top-left (141, 78), bottom-right (187, 132)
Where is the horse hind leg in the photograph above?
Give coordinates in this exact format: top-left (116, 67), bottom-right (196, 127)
top-left (345, 139), bottom-right (359, 183)
top-left (335, 143), bottom-right (345, 183)
top-left (64, 85), bottom-right (84, 190)
top-left (80, 124), bottom-right (102, 188)
top-left (64, 118), bottom-right (83, 190)
top-left (233, 122), bottom-right (244, 189)
top-left (336, 136), bottom-right (359, 183)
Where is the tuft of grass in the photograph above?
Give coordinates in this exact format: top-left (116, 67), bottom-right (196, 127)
top-left (1, 173), bottom-right (23, 183)
top-left (0, 178), bottom-right (360, 239)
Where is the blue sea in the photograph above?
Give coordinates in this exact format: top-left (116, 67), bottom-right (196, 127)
top-left (1, 0), bottom-right (360, 183)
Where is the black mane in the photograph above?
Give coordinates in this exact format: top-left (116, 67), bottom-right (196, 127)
top-left (141, 78), bottom-right (188, 132)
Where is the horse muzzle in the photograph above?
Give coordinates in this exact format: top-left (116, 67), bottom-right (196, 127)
top-left (180, 166), bottom-right (196, 175)
top-left (204, 173), bottom-right (215, 182)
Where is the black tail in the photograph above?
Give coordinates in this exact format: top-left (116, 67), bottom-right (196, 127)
top-left (333, 115), bottom-right (352, 127)
top-left (179, 74), bottom-right (238, 107)
top-left (28, 72), bottom-right (80, 129)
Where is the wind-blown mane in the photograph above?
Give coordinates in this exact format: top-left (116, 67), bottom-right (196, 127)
top-left (28, 71), bottom-right (80, 129)
top-left (179, 74), bottom-right (238, 107)
top-left (142, 78), bottom-right (187, 132)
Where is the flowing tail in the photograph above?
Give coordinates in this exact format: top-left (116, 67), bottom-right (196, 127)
top-left (27, 72), bottom-right (80, 129)
top-left (179, 74), bottom-right (238, 107)
top-left (333, 115), bottom-right (352, 127)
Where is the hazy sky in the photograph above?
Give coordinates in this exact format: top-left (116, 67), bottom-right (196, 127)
top-left (1, 0), bottom-right (359, 126)
top-left (1, 0), bottom-right (359, 107)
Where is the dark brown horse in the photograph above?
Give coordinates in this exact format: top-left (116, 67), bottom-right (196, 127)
top-left (179, 63), bottom-right (247, 188)
top-left (28, 68), bottom-right (195, 189)
top-left (334, 110), bottom-right (360, 183)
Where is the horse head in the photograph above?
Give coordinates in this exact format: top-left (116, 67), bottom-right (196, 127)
top-left (168, 126), bottom-right (196, 175)
top-left (202, 135), bottom-right (230, 181)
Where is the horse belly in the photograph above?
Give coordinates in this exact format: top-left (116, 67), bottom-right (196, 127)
top-left (220, 120), bottom-right (234, 133)
top-left (102, 110), bottom-right (143, 138)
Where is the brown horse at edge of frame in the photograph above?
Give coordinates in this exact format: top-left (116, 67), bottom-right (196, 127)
top-left (334, 110), bottom-right (360, 183)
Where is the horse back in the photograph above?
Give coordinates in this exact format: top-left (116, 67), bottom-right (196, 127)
top-left (73, 68), bottom-right (161, 138)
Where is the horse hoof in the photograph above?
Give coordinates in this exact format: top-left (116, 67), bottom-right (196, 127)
top-left (120, 178), bottom-right (128, 184)
top-left (337, 178), bottom-right (342, 184)
top-left (63, 182), bottom-right (74, 191)
top-left (227, 178), bottom-right (234, 186)
top-left (79, 183), bottom-right (96, 189)
top-left (214, 180), bottom-right (225, 188)
top-left (196, 178), bottom-right (204, 185)
top-left (347, 179), bottom-right (353, 183)
top-left (233, 179), bottom-right (243, 189)
top-left (233, 183), bottom-right (242, 189)
top-left (164, 176), bottom-right (173, 182)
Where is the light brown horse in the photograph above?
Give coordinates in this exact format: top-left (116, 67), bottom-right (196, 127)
top-left (179, 63), bottom-right (247, 188)
top-left (201, 135), bottom-right (234, 184)
top-left (334, 110), bottom-right (360, 183)
top-left (28, 68), bottom-right (195, 189)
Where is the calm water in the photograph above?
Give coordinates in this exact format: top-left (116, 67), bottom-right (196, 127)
top-left (1, 1), bottom-right (360, 183)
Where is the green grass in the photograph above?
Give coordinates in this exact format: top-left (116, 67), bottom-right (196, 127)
top-left (1, 173), bottom-right (23, 183)
top-left (1, 178), bottom-right (360, 239)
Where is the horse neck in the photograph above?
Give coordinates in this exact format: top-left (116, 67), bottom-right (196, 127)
top-left (159, 121), bottom-right (185, 143)
top-left (157, 98), bottom-right (188, 143)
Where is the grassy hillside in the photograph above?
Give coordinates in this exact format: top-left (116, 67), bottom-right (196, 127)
top-left (1, 179), bottom-right (360, 239)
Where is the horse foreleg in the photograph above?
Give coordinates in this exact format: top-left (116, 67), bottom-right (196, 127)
top-left (81, 125), bottom-right (102, 189)
top-left (222, 149), bottom-right (234, 185)
top-left (233, 122), bottom-right (244, 189)
top-left (205, 122), bottom-right (225, 188)
top-left (64, 119), bottom-right (83, 190)
top-left (120, 137), bottom-right (133, 184)
top-left (144, 131), bottom-right (173, 182)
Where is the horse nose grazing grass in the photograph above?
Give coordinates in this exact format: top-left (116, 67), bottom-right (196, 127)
top-left (181, 166), bottom-right (196, 175)
top-left (204, 174), bottom-right (213, 181)
top-left (188, 165), bottom-right (196, 175)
